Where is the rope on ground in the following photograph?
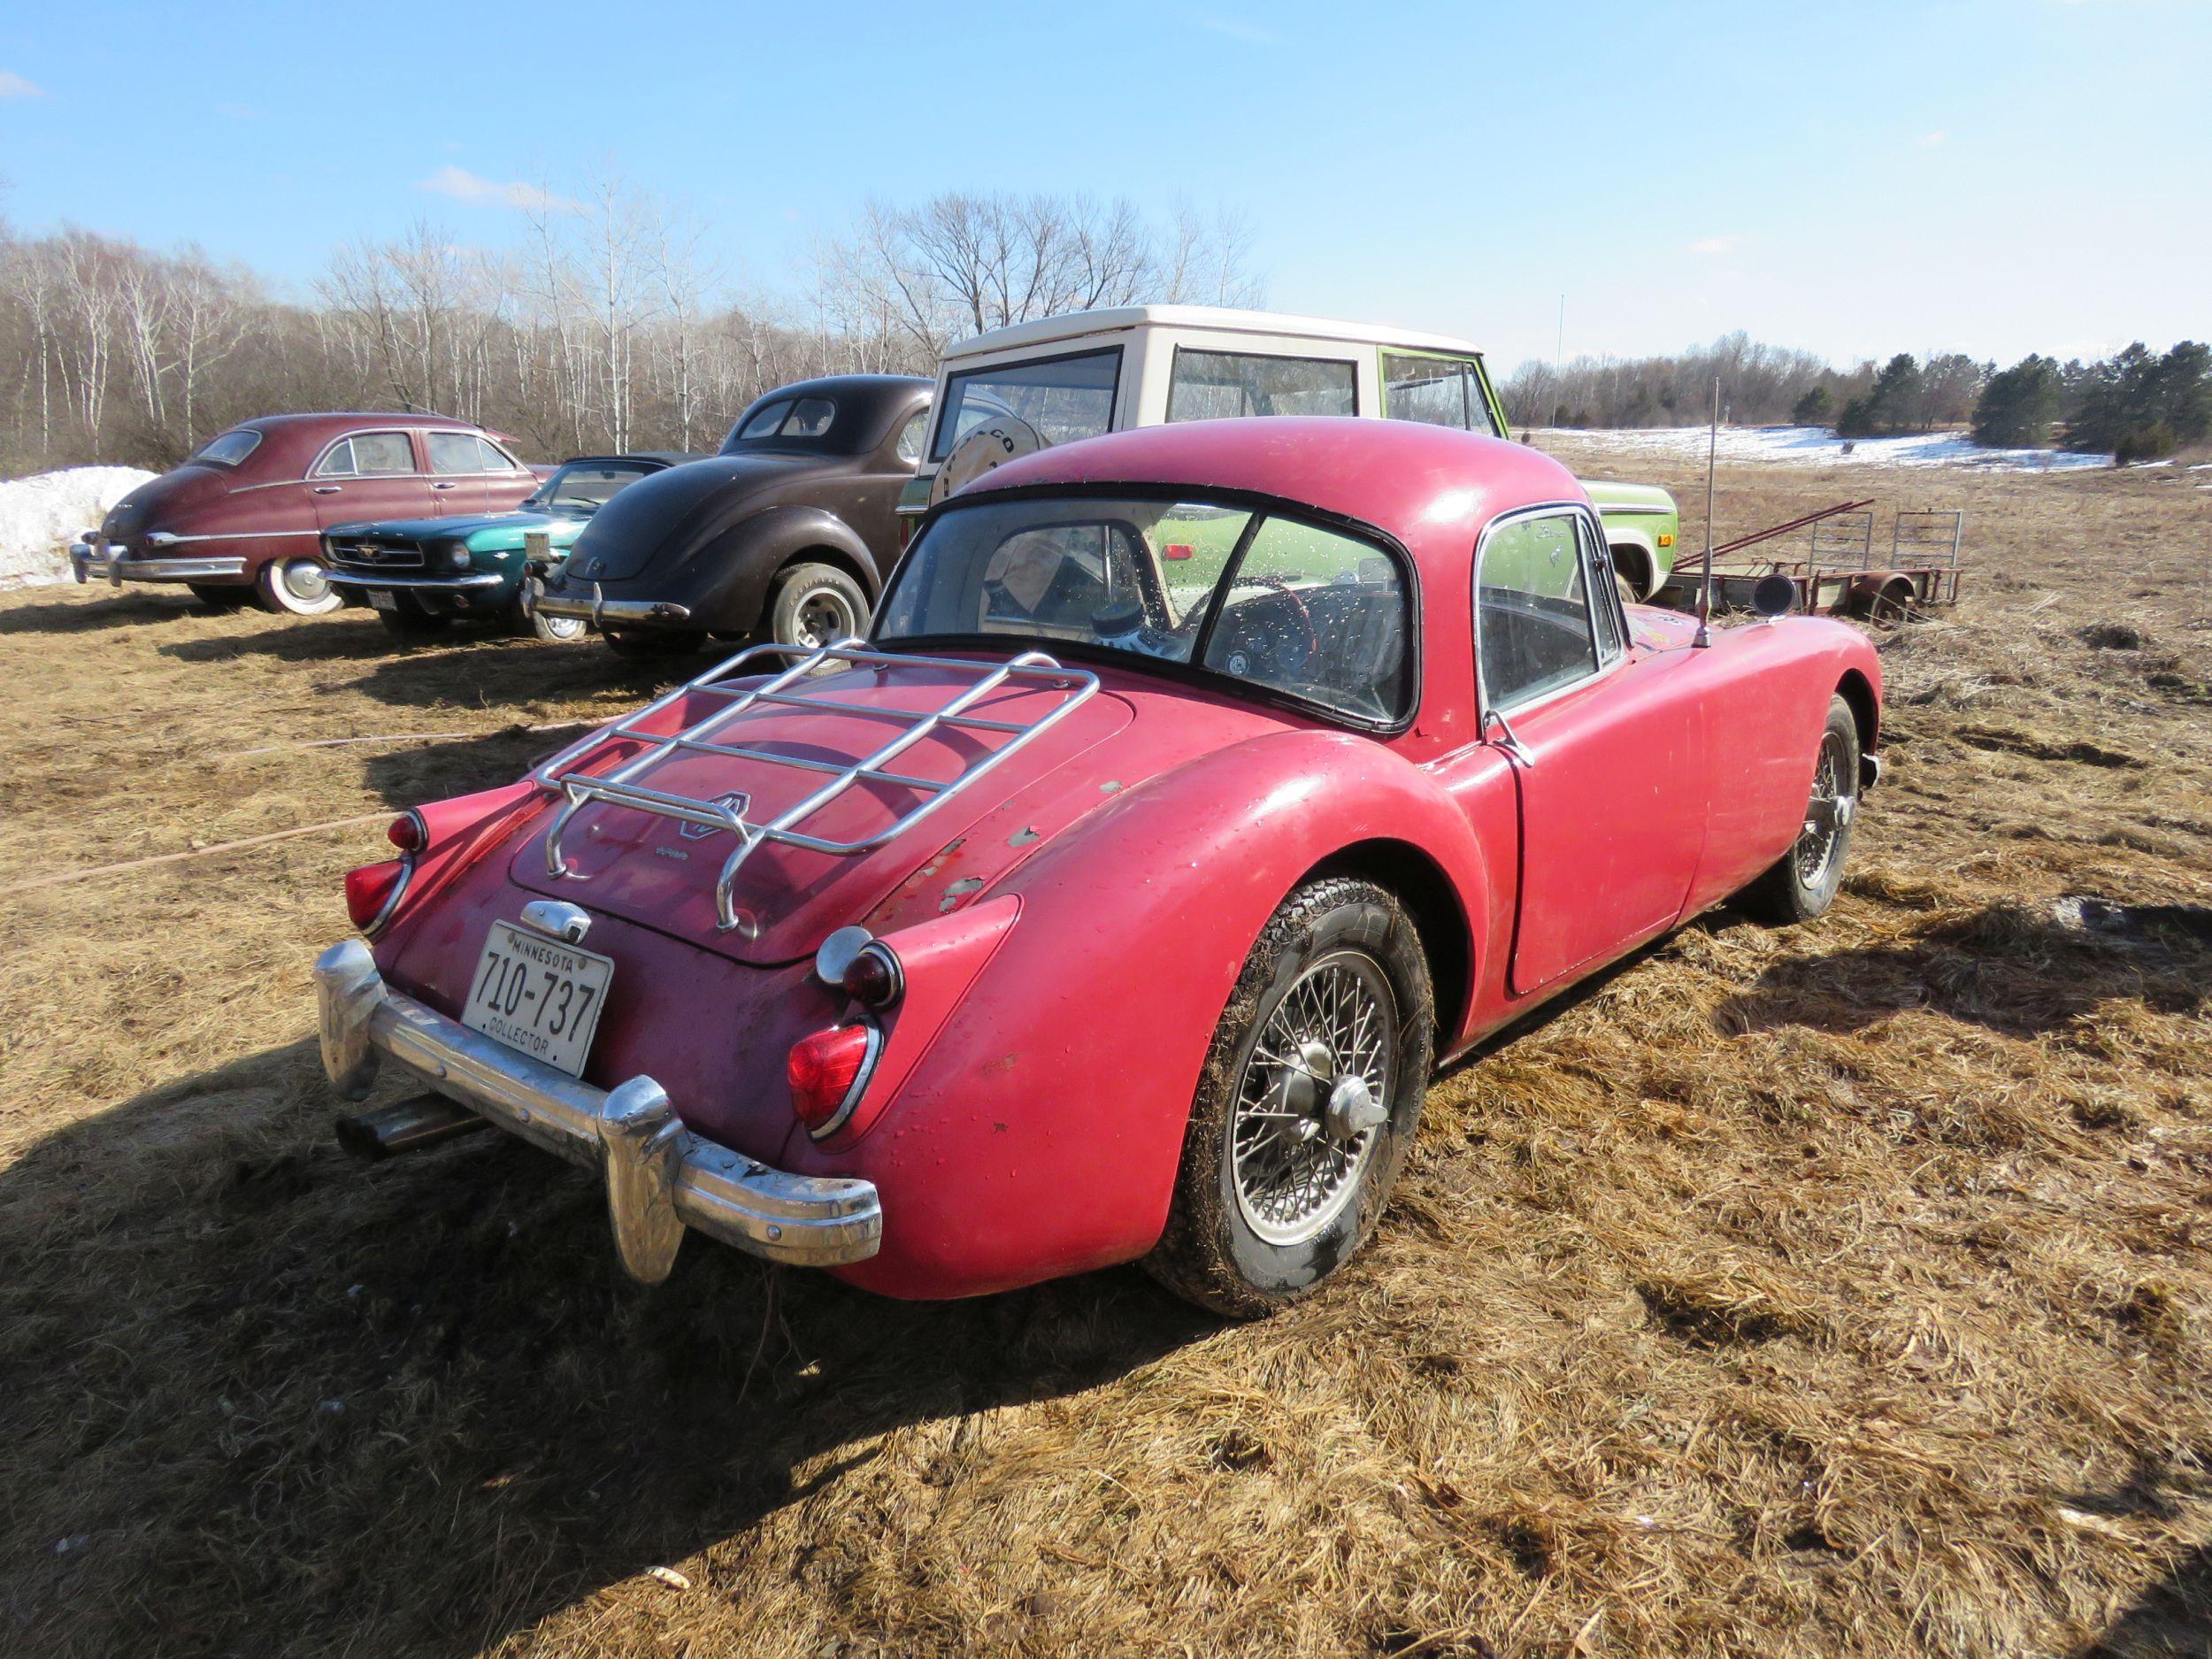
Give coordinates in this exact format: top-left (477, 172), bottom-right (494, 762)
top-left (220, 719), bottom-right (593, 759)
top-left (0, 814), bottom-right (389, 897)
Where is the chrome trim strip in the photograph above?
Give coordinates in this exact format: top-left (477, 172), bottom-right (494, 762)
top-left (139, 528), bottom-right (321, 543)
top-left (324, 570), bottom-right (505, 592)
top-left (1592, 503), bottom-right (1673, 517)
top-left (312, 939), bottom-right (883, 1280)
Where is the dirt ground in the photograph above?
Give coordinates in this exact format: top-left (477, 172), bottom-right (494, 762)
top-left (2, 449), bottom-right (2208, 1659)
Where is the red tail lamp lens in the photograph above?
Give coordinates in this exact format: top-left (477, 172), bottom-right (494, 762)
top-left (840, 942), bottom-right (902, 1009)
top-left (345, 860), bottom-right (404, 932)
top-left (1165, 542), bottom-right (1194, 561)
top-left (388, 810), bottom-right (427, 853)
top-left (787, 1025), bottom-right (874, 1133)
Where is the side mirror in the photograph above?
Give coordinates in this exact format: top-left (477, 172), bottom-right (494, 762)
top-left (1750, 572), bottom-right (1798, 618)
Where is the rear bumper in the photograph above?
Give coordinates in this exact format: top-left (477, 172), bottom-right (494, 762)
top-left (529, 576), bottom-right (693, 628)
top-left (72, 544), bottom-right (249, 586)
top-left (312, 938), bottom-right (882, 1282)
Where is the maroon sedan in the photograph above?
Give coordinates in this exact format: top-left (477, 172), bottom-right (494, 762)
top-left (71, 413), bottom-right (538, 614)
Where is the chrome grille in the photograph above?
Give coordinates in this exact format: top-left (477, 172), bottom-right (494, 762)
top-left (334, 540), bottom-right (425, 569)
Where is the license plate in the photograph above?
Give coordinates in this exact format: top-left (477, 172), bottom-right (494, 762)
top-left (366, 589), bottom-right (398, 611)
top-left (461, 920), bottom-right (614, 1077)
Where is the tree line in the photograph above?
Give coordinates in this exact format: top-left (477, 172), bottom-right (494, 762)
top-left (0, 187), bottom-right (1259, 476)
top-left (1499, 332), bottom-right (2210, 458)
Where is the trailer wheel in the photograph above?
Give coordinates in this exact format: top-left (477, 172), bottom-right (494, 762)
top-left (1863, 576), bottom-right (1915, 627)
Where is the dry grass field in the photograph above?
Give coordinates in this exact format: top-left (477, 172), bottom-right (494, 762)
top-left (2, 449), bottom-right (2209, 1659)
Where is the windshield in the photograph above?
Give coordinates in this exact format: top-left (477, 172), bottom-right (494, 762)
top-left (876, 494), bottom-right (1410, 724)
top-left (523, 460), bottom-right (654, 518)
top-left (193, 428), bottom-right (262, 467)
top-left (928, 348), bottom-right (1121, 462)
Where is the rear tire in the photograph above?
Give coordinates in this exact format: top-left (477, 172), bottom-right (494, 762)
top-left (1144, 877), bottom-right (1434, 1319)
top-left (1738, 695), bottom-right (1860, 925)
top-left (187, 583), bottom-right (250, 611)
top-left (767, 562), bottom-right (868, 654)
top-left (375, 595), bottom-right (451, 639)
top-left (257, 556), bottom-right (343, 617)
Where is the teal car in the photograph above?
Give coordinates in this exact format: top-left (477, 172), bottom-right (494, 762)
top-left (322, 453), bottom-right (701, 640)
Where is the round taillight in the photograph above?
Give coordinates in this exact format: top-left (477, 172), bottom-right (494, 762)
top-left (388, 810), bottom-right (426, 854)
top-left (841, 942), bottom-right (902, 1009)
top-left (787, 1025), bottom-right (876, 1136)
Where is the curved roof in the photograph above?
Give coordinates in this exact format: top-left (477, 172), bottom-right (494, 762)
top-left (944, 305), bottom-right (1483, 360)
top-left (958, 418), bottom-right (1588, 583)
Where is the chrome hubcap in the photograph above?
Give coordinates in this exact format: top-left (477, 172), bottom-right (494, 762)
top-left (1231, 952), bottom-right (1396, 1247)
top-left (793, 588), bottom-right (857, 649)
top-left (1795, 730), bottom-right (1855, 887)
top-left (283, 561), bottom-right (331, 602)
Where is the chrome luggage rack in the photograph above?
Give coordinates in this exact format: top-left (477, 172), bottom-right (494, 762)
top-left (532, 637), bottom-right (1098, 932)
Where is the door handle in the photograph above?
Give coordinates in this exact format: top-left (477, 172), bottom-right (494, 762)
top-left (431, 480), bottom-right (457, 489)
top-left (312, 485), bottom-right (341, 495)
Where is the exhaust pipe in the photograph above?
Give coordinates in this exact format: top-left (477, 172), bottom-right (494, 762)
top-left (335, 1094), bottom-right (489, 1161)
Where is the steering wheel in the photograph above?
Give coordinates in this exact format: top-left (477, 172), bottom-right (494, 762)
top-left (1224, 572), bottom-right (1319, 660)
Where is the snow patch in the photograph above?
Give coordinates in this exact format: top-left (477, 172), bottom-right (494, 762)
top-left (1535, 425), bottom-right (2111, 473)
top-left (0, 467), bottom-right (157, 590)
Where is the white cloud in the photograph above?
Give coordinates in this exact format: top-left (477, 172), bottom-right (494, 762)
top-left (1918, 129), bottom-right (1948, 147)
top-left (418, 165), bottom-right (577, 213)
top-left (1688, 234), bottom-right (1744, 256)
top-left (0, 70), bottom-right (47, 100)
top-left (1191, 12), bottom-right (1282, 43)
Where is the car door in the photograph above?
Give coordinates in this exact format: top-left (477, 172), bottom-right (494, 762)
top-left (308, 429), bottom-right (433, 528)
top-left (1476, 505), bottom-right (1709, 996)
top-left (425, 430), bottom-right (533, 515)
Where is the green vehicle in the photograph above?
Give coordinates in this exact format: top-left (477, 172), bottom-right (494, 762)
top-left (897, 307), bottom-right (1679, 600)
top-left (322, 453), bottom-right (703, 640)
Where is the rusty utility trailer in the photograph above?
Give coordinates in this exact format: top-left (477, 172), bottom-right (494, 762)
top-left (1656, 503), bottom-right (1963, 623)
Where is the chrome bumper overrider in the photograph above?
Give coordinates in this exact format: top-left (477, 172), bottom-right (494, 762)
top-left (312, 938), bottom-right (882, 1283)
top-left (71, 544), bottom-right (249, 585)
top-left (325, 569), bottom-right (505, 593)
top-left (527, 576), bottom-right (692, 626)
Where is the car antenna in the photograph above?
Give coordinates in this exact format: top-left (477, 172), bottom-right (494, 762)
top-left (1694, 374), bottom-right (1718, 649)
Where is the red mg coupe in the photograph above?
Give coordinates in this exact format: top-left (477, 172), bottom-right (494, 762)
top-left (71, 412), bottom-right (538, 615)
top-left (314, 419), bottom-right (1880, 1316)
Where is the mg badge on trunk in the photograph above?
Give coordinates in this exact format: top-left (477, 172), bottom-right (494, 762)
top-left (679, 791), bottom-right (751, 840)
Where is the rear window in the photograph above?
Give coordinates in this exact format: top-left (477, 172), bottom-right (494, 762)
top-left (722, 396), bottom-right (840, 449)
top-left (1166, 349), bottom-right (1358, 421)
top-left (929, 348), bottom-right (1121, 461)
top-left (193, 429), bottom-right (262, 467)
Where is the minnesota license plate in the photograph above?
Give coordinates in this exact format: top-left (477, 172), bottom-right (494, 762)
top-left (461, 920), bottom-right (613, 1077)
top-left (366, 589), bottom-right (398, 611)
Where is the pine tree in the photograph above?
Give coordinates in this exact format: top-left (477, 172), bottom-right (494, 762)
top-left (1971, 356), bottom-right (2062, 447)
top-left (1790, 386), bottom-right (1834, 426)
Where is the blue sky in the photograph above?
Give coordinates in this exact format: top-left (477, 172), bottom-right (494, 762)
top-left (1, 0), bottom-right (2204, 371)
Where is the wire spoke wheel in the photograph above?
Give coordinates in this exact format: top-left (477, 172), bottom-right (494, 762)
top-left (1230, 950), bottom-right (1397, 1247)
top-left (1793, 727), bottom-right (1855, 887)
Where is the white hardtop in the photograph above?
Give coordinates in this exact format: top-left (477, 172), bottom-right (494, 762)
top-left (943, 305), bottom-right (1485, 362)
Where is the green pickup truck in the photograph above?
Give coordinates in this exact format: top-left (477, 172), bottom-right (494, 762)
top-left (896, 306), bottom-right (1679, 599)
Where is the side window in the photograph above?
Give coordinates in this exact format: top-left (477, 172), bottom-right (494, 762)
top-left (894, 409), bottom-right (928, 466)
top-left (1478, 511), bottom-right (1599, 710)
top-left (1166, 349), bottom-right (1358, 421)
top-left (1581, 517), bottom-right (1625, 664)
top-left (350, 432), bottom-right (416, 475)
top-left (312, 438), bottom-right (357, 478)
top-left (474, 435), bottom-right (519, 471)
top-left (784, 396), bottom-right (837, 438)
top-left (1203, 515), bottom-right (1409, 721)
top-left (426, 432), bottom-right (482, 474)
top-left (1383, 354), bottom-right (1499, 436)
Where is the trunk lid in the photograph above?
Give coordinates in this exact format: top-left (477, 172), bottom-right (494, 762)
top-left (506, 654), bottom-right (1148, 964)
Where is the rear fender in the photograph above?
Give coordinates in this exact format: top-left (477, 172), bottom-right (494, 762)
top-left (370, 780), bottom-right (544, 963)
top-left (786, 728), bottom-right (1495, 1299)
top-left (680, 506), bottom-right (879, 632)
